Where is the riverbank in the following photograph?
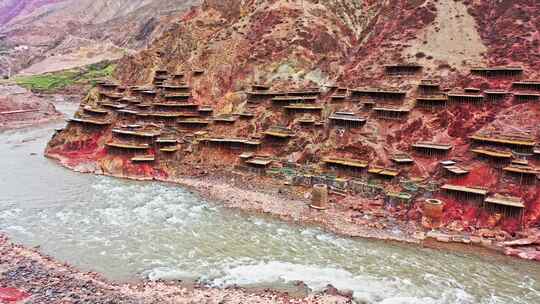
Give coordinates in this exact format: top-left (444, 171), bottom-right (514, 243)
top-left (0, 83), bottom-right (79, 130)
top-left (0, 233), bottom-right (353, 303)
top-left (46, 150), bottom-right (540, 264)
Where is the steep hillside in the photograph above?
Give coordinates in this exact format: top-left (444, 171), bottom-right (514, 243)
top-left (47, 0), bottom-right (540, 258)
top-left (0, 0), bottom-right (200, 75)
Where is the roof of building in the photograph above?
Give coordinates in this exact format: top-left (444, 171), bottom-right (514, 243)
top-left (373, 107), bottom-right (411, 113)
top-left (112, 129), bottom-right (161, 137)
top-left (323, 157), bottom-right (368, 168)
top-left (471, 66), bottom-right (523, 72)
top-left (484, 90), bottom-right (510, 95)
top-left (444, 165), bottom-right (469, 175)
top-left (131, 155), bottom-right (156, 162)
top-left (106, 142), bottom-right (149, 150)
top-left (164, 93), bottom-right (191, 98)
top-left (213, 114), bottom-right (238, 122)
top-left (412, 142), bottom-right (453, 150)
top-left (264, 127), bottom-right (294, 138)
top-left (239, 152), bottom-right (255, 159)
top-left (368, 167), bottom-right (400, 177)
top-left (156, 138), bottom-right (177, 144)
top-left (153, 102), bottom-right (198, 107)
top-left (178, 118), bottom-right (211, 124)
top-left (447, 93), bottom-right (484, 98)
top-left (503, 165), bottom-right (539, 175)
top-left (441, 184), bottom-right (488, 196)
top-left (485, 195), bottom-right (525, 208)
top-left (329, 112), bottom-right (366, 122)
top-left (246, 157), bottom-right (273, 166)
top-left (469, 134), bottom-right (536, 147)
top-left (68, 117), bottom-right (111, 125)
top-left (284, 104), bottom-right (323, 110)
top-left (471, 148), bottom-right (513, 158)
top-left (350, 88), bottom-right (407, 95)
top-left (391, 154), bottom-right (414, 163)
top-left (83, 106), bottom-right (108, 114)
top-left (160, 147), bottom-right (178, 153)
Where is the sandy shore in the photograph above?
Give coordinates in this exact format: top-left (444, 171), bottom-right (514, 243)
top-left (0, 233), bottom-right (353, 303)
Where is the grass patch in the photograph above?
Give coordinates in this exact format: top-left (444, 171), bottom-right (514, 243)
top-left (15, 61), bottom-right (117, 92)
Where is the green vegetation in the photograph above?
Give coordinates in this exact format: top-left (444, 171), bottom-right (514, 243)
top-left (15, 61), bottom-right (116, 92)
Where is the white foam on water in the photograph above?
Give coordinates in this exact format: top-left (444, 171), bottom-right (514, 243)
top-left (145, 267), bottom-right (198, 282)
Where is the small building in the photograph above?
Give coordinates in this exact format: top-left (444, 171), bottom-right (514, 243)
top-left (153, 102), bottom-right (199, 112)
top-left (443, 165), bottom-right (469, 178)
top-left (99, 102), bottom-right (127, 111)
top-left (349, 88), bottom-right (407, 102)
top-left (323, 157), bottom-right (368, 177)
top-left (287, 89), bottom-right (320, 97)
top-left (177, 118), bottom-right (211, 128)
top-left (416, 95), bottom-right (448, 109)
top-left (164, 93), bottom-right (192, 100)
top-left (201, 137), bottom-right (261, 151)
top-left (447, 92), bottom-right (484, 104)
top-left (112, 128), bottom-right (161, 141)
top-left (418, 79), bottom-right (440, 95)
top-left (464, 87), bottom-right (482, 94)
top-left (198, 106), bottom-right (214, 116)
top-left (298, 114), bottom-right (316, 125)
top-left (245, 156), bottom-right (273, 174)
top-left (384, 64), bottom-right (423, 76)
top-left (83, 106), bottom-right (109, 116)
top-left (264, 126), bottom-right (295, 140)
top-left (106, 141), bottom-right (150, 153)
top-left (284, 103), bottom-right (324, 114)
top-left (513, 92), bottom-right (540, 102)
top-left (484, 90), bottom-right (510, 102)
top-left (441, 184), bottom-right (488, 203)
top-left (68, 117), bottom-right (111, 127)
top-left (330, 88), bottom-right (349, 101)
top-left (512, 81), bottom-right (540, 91)
top-left (99, 91), bottom-right (124, 100)
top-left (213, 114), bottom-right (238, 124)
top-left (471, 67), bottom-right (523, 78)
top-left (471, 148), bottom-right (513, 167)
top-left (412, 142), bottom-right (453, 156)
top-left (368, 166), bottom-right (400, 179)
top-left (251, 84), bottom-right (271, 91)
top-left (503, 165), bottom-right (539, 184)
top-left (390, 153), bottom-right (414, 165)
top-left (120, 97), bottom-right (141, 104)
top-left (238, 111), bottom-right (256, 119)
top-left (247, 91), bottom-right (277, 103)
top-left (328, 112), bottom-right (366, 128)
top-left (483, 194), bottom-right (525, 224)
top-left (192, 69), bottom-right (205, 75)
top-left (469, 133), bottom-right (536, 153)
top-left (160, 84), bottom-right (191, 93)
top-left (131, 155), bottom-right (156, 163)
top-left (373, 107), bottom-right (410, 120)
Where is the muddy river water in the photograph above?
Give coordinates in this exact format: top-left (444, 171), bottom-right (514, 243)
top-left (0, 104), bottom-right (539, 303)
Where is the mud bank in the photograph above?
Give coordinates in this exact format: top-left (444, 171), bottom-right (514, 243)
top-left (0, 84), bottom-right (72, 130)
top-left (0, 233), bottom-right (352, 303)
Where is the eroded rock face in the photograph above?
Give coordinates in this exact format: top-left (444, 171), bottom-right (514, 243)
top-left (48, 0), bottom-right (540, 235)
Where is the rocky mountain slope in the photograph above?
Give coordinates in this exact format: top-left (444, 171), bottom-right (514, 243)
top-left (0, 0), bottom-right (200, 75)
top-left (47, 0), bottom-right (540, 254)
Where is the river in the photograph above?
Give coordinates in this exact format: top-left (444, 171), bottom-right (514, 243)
top-left (0, 103), bottom-right (539, 303)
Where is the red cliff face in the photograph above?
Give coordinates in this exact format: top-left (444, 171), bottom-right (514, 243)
top-left (465, 0), bottom-right (540, 72)
top-left (49, 0), bottom-right (540, 236)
